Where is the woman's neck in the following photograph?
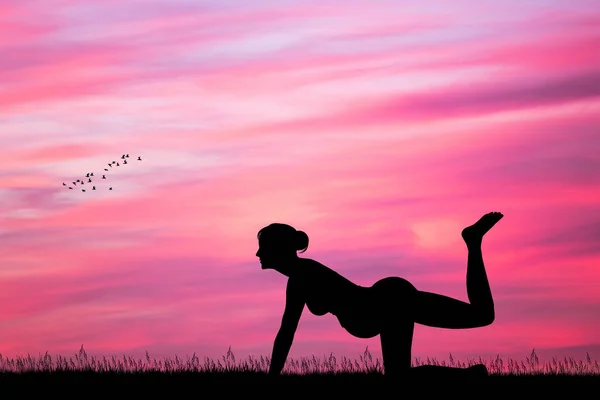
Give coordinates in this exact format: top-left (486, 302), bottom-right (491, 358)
top-left (277, 257), bottom-right (303, 277)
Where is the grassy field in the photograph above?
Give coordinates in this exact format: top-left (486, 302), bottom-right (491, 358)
top-left (1, 346), bottom-right (598, 391)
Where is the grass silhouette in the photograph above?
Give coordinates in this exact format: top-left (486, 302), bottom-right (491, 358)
top-left (1, 345), bottom-right (598, 389)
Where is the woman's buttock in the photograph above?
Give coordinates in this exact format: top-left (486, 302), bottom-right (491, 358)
top-left (370, 276), bottom-right (417, 295)
top-left (368, 277), bottom-right (418, 318)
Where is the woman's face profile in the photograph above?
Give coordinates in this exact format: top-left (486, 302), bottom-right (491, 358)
top-left (256, 236), bottom-right (286, 269)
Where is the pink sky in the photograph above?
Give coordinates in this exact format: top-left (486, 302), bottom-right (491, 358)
top-left (1, 0), bottom-right (599, 365)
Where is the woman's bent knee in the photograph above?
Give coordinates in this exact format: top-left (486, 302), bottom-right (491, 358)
top-left (479, 308), bottom-right (495, 326)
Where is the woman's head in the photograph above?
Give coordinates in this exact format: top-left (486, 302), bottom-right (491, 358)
top-left (256, 223), bottom-right (309, 270)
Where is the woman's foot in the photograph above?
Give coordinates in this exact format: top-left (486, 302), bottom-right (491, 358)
top-left (461, 212), bottom-right (503, 247)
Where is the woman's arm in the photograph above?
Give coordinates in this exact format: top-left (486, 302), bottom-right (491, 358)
top-left (269, 330), bottom-right (294, 375)
top-left (268, 278), bottom-right (305, 375)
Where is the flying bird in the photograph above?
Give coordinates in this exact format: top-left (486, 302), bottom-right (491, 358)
top-left (62, 155), bottom-right (143, 193)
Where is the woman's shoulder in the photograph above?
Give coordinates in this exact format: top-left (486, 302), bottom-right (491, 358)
top-left (297, 258), bottom-right (339, 280)
top-left (302, 256), bottom-right (330, 265)
top-left (290, 258), bottom-right (320, 278)
top-left (298, 257), bottom-right (327, 271)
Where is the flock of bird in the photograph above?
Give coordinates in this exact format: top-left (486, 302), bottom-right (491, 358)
top-left (62, 154), bottom-right (142, 192)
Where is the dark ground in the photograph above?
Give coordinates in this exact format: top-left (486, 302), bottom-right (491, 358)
top-left (1, 371), bottom-right (598, 394)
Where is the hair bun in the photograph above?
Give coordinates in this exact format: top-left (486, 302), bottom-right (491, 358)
top-left (295, 230), bottom-right (309, 253)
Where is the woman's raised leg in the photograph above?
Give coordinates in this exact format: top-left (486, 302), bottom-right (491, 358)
top-left (412, 212), bottom-right (503, 329)
top-left (376, 212), bottom-right (502, 378)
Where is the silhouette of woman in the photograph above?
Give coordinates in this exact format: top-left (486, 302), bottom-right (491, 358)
top-left (257, 211), bottom-right (503, 379)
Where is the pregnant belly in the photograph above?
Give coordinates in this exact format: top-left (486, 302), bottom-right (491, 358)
top-left (335, 278), bottom-right (416, 338)
top-left (334, 291), bottom-right (381, 339)
top-left (336, 310), bottom-right (380, 339)
top-left (307, 302), bottom-right (328, 316)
